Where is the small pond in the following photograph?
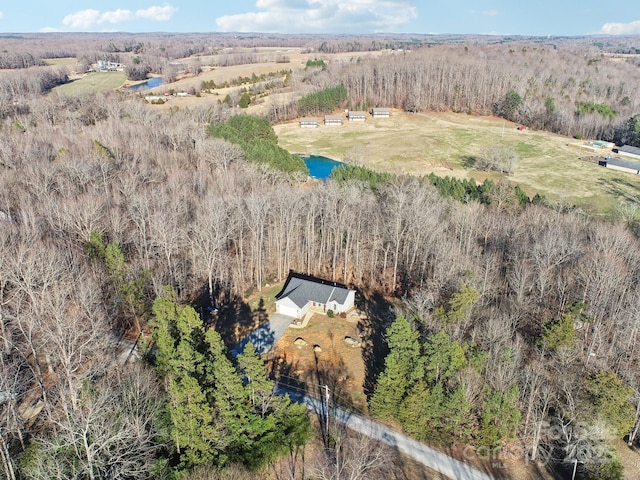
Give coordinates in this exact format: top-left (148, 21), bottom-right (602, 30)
top-left (128, 77), bottom-right (164, 91)
top-left (302, 155), bottom-right (344, 180)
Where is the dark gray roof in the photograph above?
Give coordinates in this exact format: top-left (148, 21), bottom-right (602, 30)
top-left (620, 145), bottom-right (640, 156)
top-left (276, 273), bottom-right (351, 309)
top-left (602, 156), bottom-right (640, 171)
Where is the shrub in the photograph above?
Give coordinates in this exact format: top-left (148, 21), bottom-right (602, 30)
top-left (327, 309), bottom-right (334, 318)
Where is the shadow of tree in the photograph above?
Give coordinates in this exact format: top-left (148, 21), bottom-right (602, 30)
top-left (234, 322), bottom-right (276, 356)
top-left (358, 290), bottom-right (396, 400)
top-left (193, 283), bottom-right (255, 349)
top-left (596, 176), bottom-right (640, 205)
top-left (461, 155), bottom-right (479, 169)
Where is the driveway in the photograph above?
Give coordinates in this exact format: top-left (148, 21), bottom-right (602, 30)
top-left (234, 313), bottom-right (294, 355)
top-left (276, 384), bottom-right (494, 480)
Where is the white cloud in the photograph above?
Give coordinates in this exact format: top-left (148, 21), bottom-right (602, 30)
top-left (0, 11), bottom-right (4, 21)
top-left (63, 9), bottom-right (102, 29)
top-left (62, 4), bottom-right (177, 30)
top-left (216, 0), bottom-right (418, 33)
top-left (136, 5), bottom-right (178, 22)
top-left (599, 20), bottom-right (640, 35)
top-left (100, 9), bottom-right (136, 24)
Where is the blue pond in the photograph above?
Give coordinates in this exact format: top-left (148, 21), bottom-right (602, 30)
top-left (128, 77), bottom-right (164, 91)
top-left (302, 155), bottom-right (344, 180)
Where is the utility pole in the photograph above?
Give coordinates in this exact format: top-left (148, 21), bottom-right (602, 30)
top-left (323, 384), bottom-right (330, 441)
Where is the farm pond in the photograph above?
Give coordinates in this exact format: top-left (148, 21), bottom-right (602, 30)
top-left (301, 155), bottom-right (344, 180)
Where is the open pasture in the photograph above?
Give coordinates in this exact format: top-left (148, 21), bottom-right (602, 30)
top-left (275, 111), bottom-right (640, 215)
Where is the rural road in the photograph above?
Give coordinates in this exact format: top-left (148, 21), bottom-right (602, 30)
top-left (340, 408), bottom-right (494, 480)
top-left (279, 384), bottom-right (494, 480)
top-left (235, 314), bottom-right (494, 480)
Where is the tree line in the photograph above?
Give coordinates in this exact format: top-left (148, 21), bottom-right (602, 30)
top-left (304, 43), bottom-right (640, 144)
top-left (0, 37), bottom-right (640, 478)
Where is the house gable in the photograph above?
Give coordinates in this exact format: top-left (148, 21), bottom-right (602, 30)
top-left (275, 271), bottom-right (355, 318)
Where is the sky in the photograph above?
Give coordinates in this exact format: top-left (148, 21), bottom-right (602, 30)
top-left (0, 1), bottom-right (638, 36)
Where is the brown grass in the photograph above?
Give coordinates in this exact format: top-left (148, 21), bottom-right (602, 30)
top-left (274, 111), bottom-right (640, 215)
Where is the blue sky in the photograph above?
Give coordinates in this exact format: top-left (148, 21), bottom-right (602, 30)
top-left (0, 1), bottom-right (638, 36)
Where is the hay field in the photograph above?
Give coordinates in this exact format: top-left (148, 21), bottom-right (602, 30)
top-left (274, 111), bottom-right (640, 215)
top-left (52, 71), bottom-right (126, 96)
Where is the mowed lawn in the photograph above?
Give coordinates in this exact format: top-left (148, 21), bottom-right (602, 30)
top-left (52, 71), bottom-right (127, 96)
top-left (274, 111), bottom-right (640, 215)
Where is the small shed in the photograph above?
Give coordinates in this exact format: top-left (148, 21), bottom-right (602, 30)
top-left (300, 117), bottom-right (319, 128)
top-left (347, 111), bottom-right (367, 122)
top-left (324, 115), bottom-right (343, 126)
top-left (370, 108), bottom-right (391, 118)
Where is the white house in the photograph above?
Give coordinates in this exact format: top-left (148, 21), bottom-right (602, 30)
top-left (275, 272), bottom-right (356, 319)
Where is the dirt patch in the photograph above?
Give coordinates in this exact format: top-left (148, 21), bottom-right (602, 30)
top-left (614, 438), bottom-right (640, 479)
top-left (271, 312), bottom-right (368, 411)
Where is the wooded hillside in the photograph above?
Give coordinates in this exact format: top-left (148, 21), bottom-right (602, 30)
top-left (1, 33), bottom-right (640, 479)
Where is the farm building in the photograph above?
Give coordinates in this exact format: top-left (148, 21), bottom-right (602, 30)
top-left (347, 111), bottom-right (367, 122)
top-left (598, 156), bottom-right (640, 175)
top-left (275, 272), bottom-right (356, 319)
top-left (299, 117), bottom-right (319, 128)
top-left (370, 108), bottom-right (391, 118)
top-left (615, 145), bottom-right (640, 160)
top-left (324, 115), bottom-right (343, 126)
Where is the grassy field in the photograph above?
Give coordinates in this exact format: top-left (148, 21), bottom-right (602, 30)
top-left (52, 71), bottom-right (127, 96)
top-left (43, 57), bottom-right (77, 68)
top-left (274, 111), bottom-right (640, 216)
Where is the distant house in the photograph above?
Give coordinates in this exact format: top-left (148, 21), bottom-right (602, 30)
top-left (598, 156), bottom-right (640, 175)
top-left (275, 272), bottom-right (356, 319)
top-left (370, 108), bottom-right (391, 118)
top-left (616, 145), bottom-right (640, 160)
top-left (324, 115), bottom-right (343, 126)
top-left (300, 117), bottom-right (319, 128)
top-left (347, 111), bottom-right (367, 122)
top-left (96, 60), bottom-right (123, 72)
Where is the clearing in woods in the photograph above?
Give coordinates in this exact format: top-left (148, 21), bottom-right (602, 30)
top-left (53, 71), bottom-right (127, 95)
top-left (274, 111), bottom-right (640, 216)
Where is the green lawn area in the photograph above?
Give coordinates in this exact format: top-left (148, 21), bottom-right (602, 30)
top-left (274, 111), bottom-right (640, 216)
top-left (246, 282), bottom-right (284, 315)
top-left (43, 57), bottom-right (77, 68)
top-left (52, 71), bottom-right (127, 96)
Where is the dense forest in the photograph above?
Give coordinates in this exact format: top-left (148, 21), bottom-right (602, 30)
top-left (1, 33), bottom-right (640, 479)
